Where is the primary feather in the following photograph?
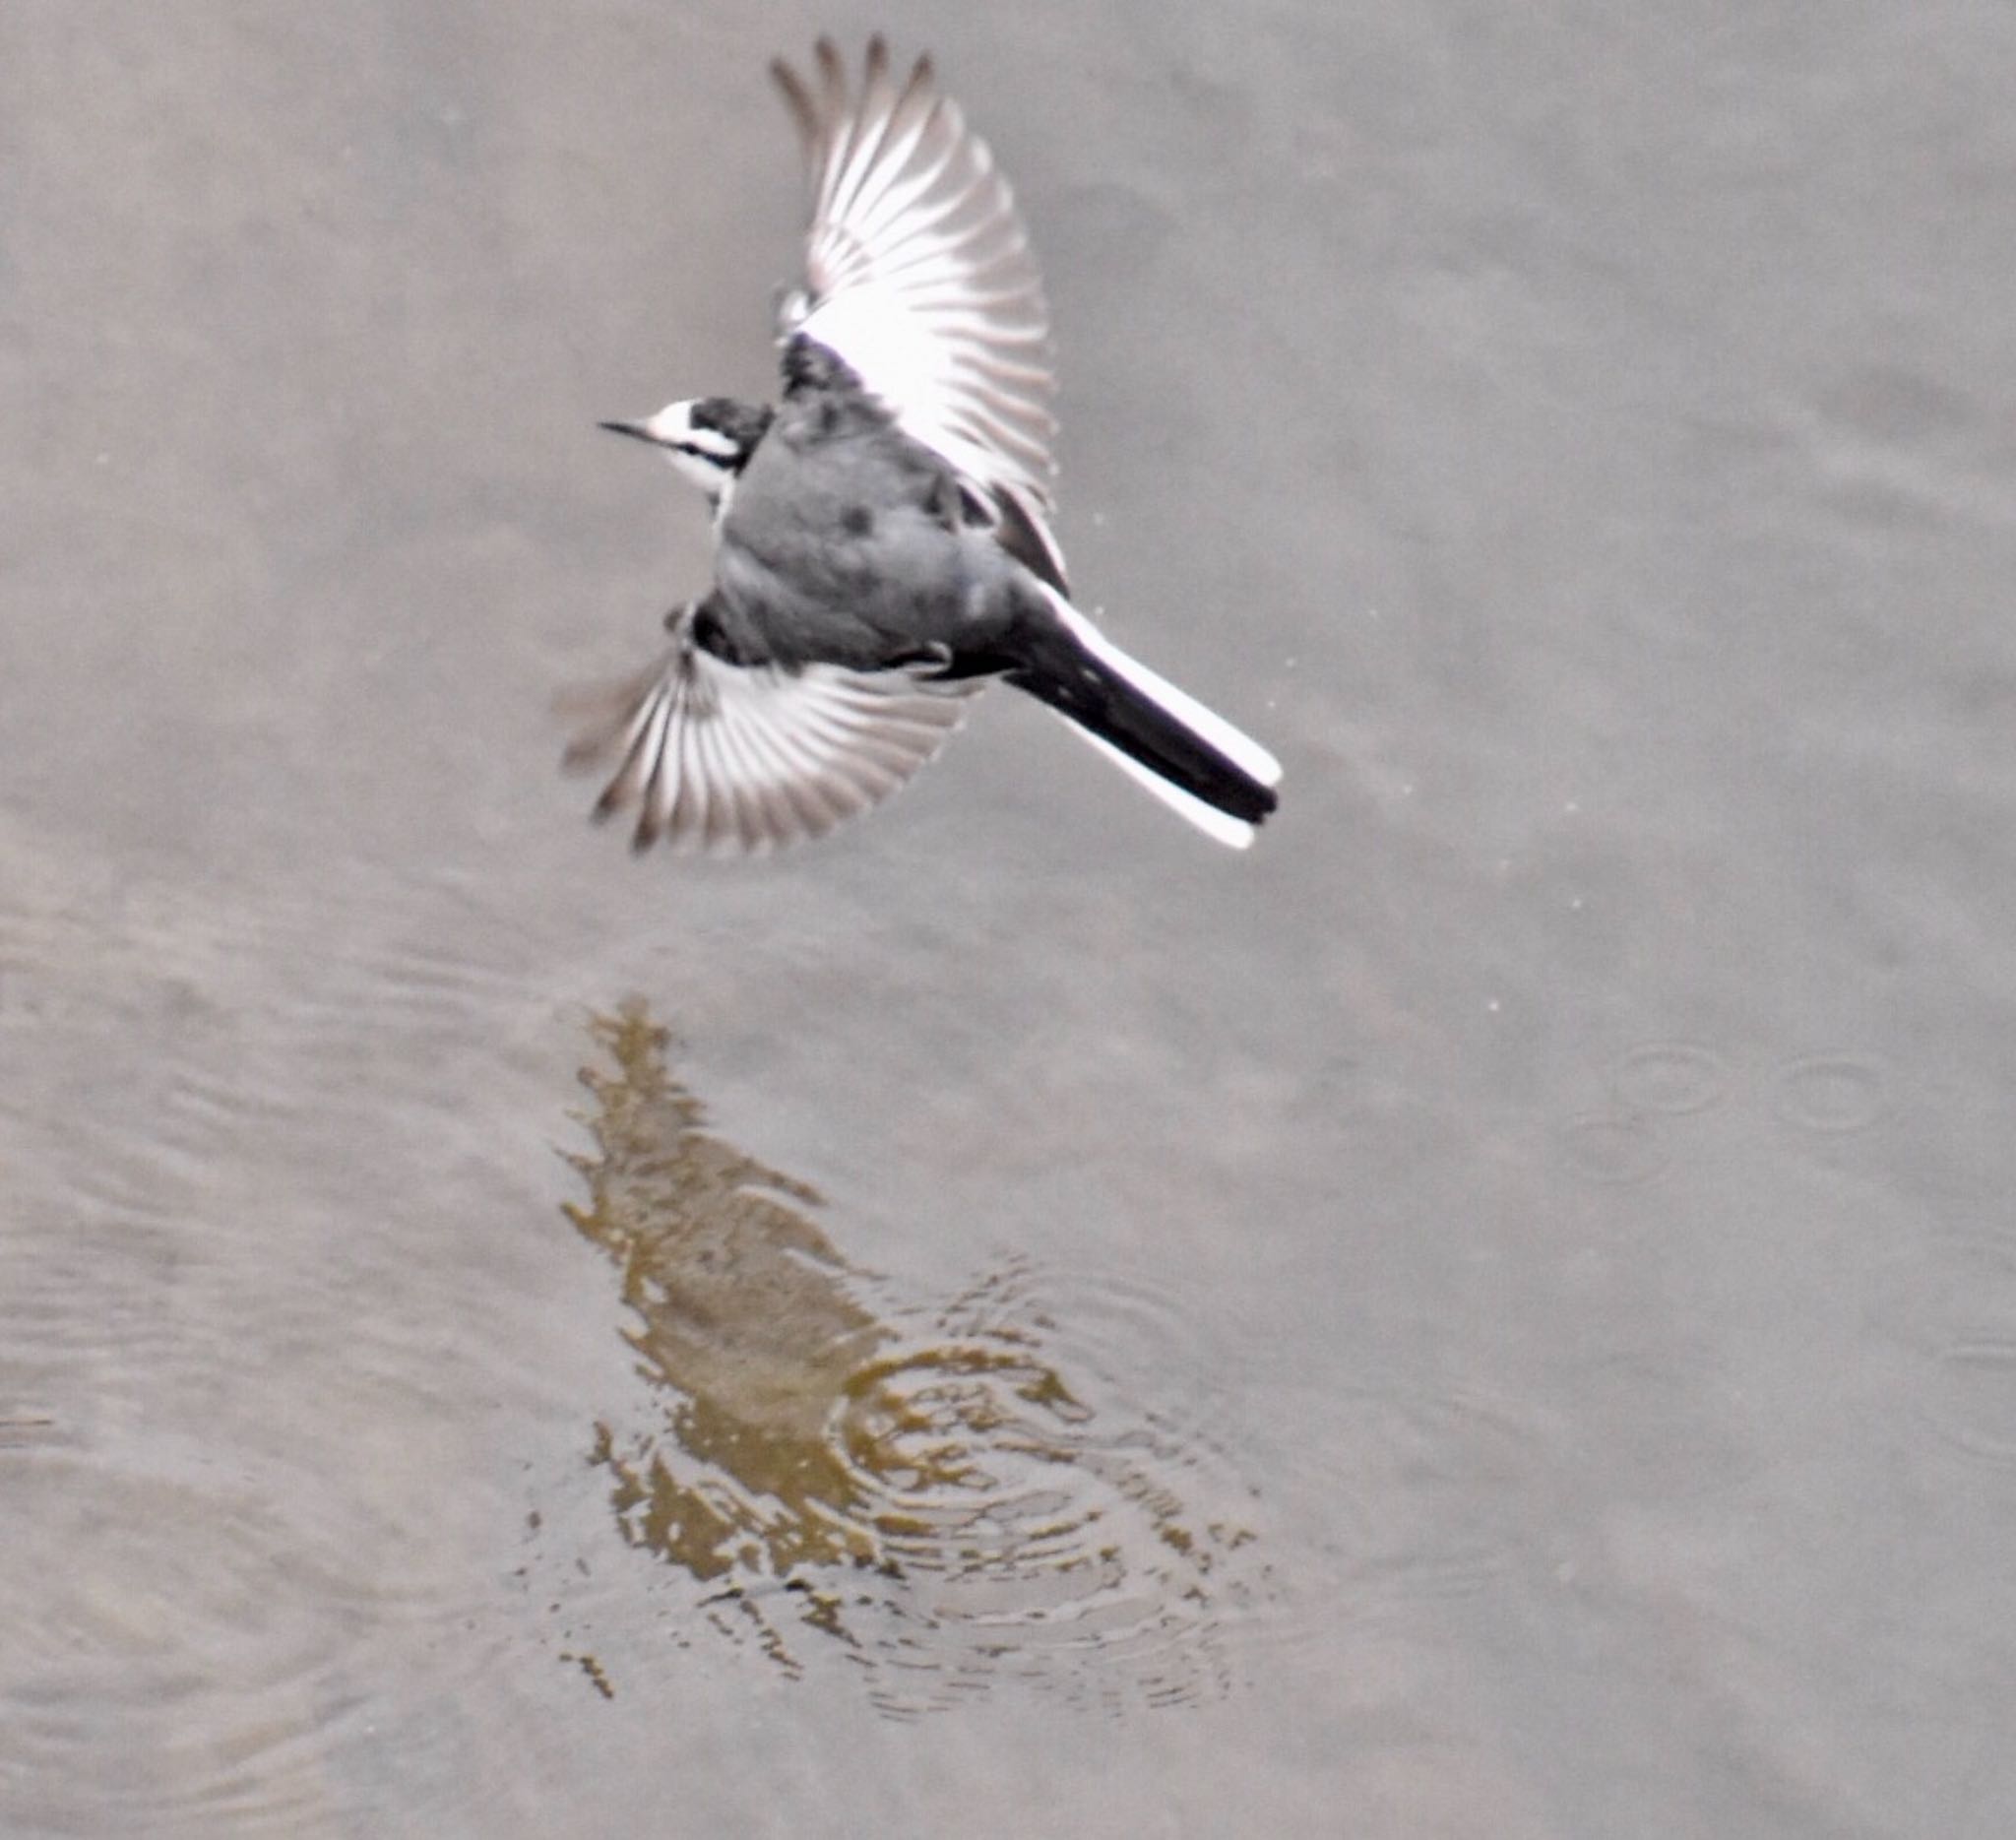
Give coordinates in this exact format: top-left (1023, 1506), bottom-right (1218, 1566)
top-left (771, 36), bottom-right (1067, 589)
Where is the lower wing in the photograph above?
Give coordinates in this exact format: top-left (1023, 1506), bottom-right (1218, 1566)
top-left (561, 617), bottom-right (981, 855)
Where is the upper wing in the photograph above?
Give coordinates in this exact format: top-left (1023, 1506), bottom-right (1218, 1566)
top-left (770, 39), bottom-right (1062, 543)
top-left (561, 624), bottom-right (980, 856)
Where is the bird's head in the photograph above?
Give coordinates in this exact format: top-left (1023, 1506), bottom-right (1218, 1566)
top-left (598, 396), bottom-right (773, 505)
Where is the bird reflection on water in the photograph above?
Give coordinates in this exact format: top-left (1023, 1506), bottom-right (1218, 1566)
top-left (563, 1004), bottom-right (1267, 1716)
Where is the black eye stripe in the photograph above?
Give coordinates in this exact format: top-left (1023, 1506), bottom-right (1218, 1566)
top-left (674, 436), bottom-right (752, 473)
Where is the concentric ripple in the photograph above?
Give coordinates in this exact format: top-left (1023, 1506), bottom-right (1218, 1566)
top-left (564, 1005), bottom-right (1272, 1716)
top-left (1609, 1042), bottom-right (1731, 1116)
top-left (1907, 1237), bottom-right (2016, 1473)
top-left (1771, 1053), bottom-right (1891, 1134)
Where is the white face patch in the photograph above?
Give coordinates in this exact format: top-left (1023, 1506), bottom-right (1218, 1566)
top-left (637, 400), bottom-right (740, 500)
top-left (639, 402), bottom-right (742, 460)
top-left (681, 422), bottom-right (745, 463)
top-left (669, 448), bottom-right (731, 505)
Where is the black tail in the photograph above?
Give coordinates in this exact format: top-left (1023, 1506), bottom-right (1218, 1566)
top-left (1007, 592), bottom-right (1282, 847)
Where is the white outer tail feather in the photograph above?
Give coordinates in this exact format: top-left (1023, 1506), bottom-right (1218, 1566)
top-left (1054, 720), bottom-right (1258, 849)
top-left (1040, 587), bottom-right (1282, 849)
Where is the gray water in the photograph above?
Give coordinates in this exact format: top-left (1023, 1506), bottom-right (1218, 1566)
top-left (4, 4), bottom-right (2014, 1835)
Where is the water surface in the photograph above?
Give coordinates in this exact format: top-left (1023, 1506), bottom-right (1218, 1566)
top-left (3, 3), bottom-right (2014, 1834)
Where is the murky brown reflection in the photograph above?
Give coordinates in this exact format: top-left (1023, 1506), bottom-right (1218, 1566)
top-left (562, 1005), bottom-right (1268, 1718)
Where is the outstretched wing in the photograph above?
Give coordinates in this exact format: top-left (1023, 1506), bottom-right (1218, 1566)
top-left (561, 621), bottom-right (980, 855)
top-left (770, 37), bottom-right (1063, 581)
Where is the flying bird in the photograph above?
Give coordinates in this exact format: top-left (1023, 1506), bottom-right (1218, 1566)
top-left (567, 37), bottom-right (1283, 853)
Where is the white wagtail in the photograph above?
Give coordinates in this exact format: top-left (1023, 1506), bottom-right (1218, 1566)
top-left (566, 37), bottom-right (1283, 853)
